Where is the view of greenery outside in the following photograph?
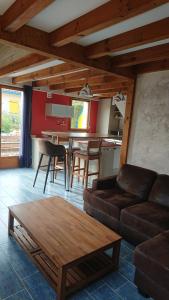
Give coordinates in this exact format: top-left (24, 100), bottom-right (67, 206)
top-left (71, 100), bottom-right (89, 129)
top-left (1, 88), bottom-right (23, 157)
top-left (1, 113), bottom-right (21, 133)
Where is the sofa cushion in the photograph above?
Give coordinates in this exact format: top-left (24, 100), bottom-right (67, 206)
top-left (83, 187), bottom-right (141, 220)
top-left (121, 202), bottom-right (169, 238)
top-left (149, 174), bottom-right (169, 208)
top-left (116, 164), bottom-right (157, 200)
top-left (92, 175), bottom-right (117, 190)
top-left (134, 230), bottom-right (169, 291)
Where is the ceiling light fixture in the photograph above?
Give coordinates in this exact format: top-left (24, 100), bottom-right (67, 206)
top-left (79, 83), bottom-right (93, 97)
top-left (112, 91), bottom-right (126, 104)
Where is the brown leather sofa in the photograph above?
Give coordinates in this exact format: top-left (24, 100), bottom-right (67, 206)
top-left (83, 164), bottom-right (169, 300)
top-left (83, 164), bottom-right (157, 238)
top-left (134, 230), bottom-right (169, 300)
top-left (120, 174), bottom-right (169, 244)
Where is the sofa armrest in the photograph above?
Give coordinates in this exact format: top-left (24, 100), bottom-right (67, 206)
top-left (92, 175), bottom-right (117, 190)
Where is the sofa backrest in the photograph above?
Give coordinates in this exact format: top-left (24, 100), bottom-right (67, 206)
top-left (116, 164), bottom-right (157, 200)
top-left (148, 175), bottom-right (169, 207)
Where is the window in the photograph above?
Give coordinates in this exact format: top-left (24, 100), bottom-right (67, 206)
top-left (71, 100), bottom-right (89, 130)
top-left (1, 88), bottom-right (23, 157)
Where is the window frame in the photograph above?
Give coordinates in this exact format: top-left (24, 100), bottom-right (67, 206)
top-left (0, 87), bottom-right (23, 158)
top-left (70, 98), bottom-right (90, 132)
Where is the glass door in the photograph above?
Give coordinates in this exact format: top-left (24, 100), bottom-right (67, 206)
top-left (0, 88), bottom-right (23, 168)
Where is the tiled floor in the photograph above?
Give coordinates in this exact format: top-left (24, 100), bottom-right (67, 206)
top-left (0, 168), bottom-right (151, 300)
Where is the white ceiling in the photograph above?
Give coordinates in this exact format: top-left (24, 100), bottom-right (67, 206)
top-left (24, 1), bottom-right (169, 58)
top-left (110, 38), bottom-right (169, 57)
top-left (8, 59), bottom-right (64, 77)
top-left (1, 1), bottom-right (169, 54)
top-left (28, 0), bottom-right (109, 32)
top-left (1, 0), bottom-right (169, 77)
top-left (0, 0), bottom-right (15, 14)
top-left (77, 3), bottom-right (169, 46)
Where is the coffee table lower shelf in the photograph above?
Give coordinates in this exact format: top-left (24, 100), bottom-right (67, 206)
top-left (10, 225), bottom-right (119, 299)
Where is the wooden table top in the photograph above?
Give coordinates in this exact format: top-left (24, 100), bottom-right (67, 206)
top-left (9, 197), bottom-right (121, 267)
top-left (41, 131), bottom-right (115, 139)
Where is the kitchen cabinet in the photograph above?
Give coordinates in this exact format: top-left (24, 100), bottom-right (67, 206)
top-left (46, 103), bottom-right (74, 118)
top-left (96, 99), bottom-right (124, 136)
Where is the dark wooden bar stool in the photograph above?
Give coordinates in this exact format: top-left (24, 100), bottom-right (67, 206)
top-left (56, 136), bottom-right (80, 154)
top-left (71, 140), bottom-right (102, 188)
top-left (33, 140), bottom-right (66, 193)
top-left (54, 136), bottom-right (80, 174)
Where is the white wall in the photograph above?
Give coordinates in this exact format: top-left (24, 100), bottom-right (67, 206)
top-left (96, 99), bottom-right (111, 134)
top-left (127, 70), bottom-right (169, 175)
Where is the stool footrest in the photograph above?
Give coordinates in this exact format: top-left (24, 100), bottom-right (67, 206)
top-left (87, 172), bottom-right (99, 176)
top-left (73, 168), bottom-right (85, 172)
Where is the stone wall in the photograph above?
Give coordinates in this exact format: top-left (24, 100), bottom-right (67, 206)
top-left (127, 70), bottom-right (169, 175)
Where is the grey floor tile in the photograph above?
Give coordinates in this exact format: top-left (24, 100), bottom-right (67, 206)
top-left (0, 168), bottom-right (150, 300)
top-left (90, 284), bottom-right (121, 300)
top-left (116, 282), bottom-right (149, 300)
top-left (0, 248), bottom-right (23, 299)
top-left (24, 272), bottom-right (56, 300)
top-left (0, 238), bottom-right (38, 279)
top-left (119, 258), bottom-right (135, 282)
top-left (69, 290), bottom-right (93, 300)
top-left (104, 271), bottom-right (128, 290)
top-left (3, 289), bottom-right (32, 300)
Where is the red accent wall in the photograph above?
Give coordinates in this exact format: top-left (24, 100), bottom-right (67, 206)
top-left (89, 100), bottom-right (99, 133)
top-left (31, 90), bottom-right (98, 135)
top-left (31, 90), bottom-right (71, 135)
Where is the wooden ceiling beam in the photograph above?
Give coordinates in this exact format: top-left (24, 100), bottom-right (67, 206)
top-left (50, 0), bottom-right (169, 46)
top-left (93, 92), bottom-right (123, 98)
top-left (92, 88), bottom-right (128, 94)
top-left (86, 17), bottom-right (169, 59)
top-left (0, 53), bottom-right (47, 78)
top-left (12, 63), bottom-right (85, 84)
top-left (2, 0), bottom-right (54, 32)
top-left (98, 95), bottom-right (118, 99)
top-left (111, 43), bottom-right (169, 67)
top-left (32, 69), bottom-right (106, 87)
top-left (0, 25), bottom-right (134, 80)
top-left (49, 77), bottom-right (129, 90)
top-left (136, 58), bottom-right (169, 73)
top-left (65, 82), bottom-right (129, 93)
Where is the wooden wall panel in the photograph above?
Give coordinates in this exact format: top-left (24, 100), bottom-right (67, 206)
top-left (0, 157), bottom-right (19, 169)
top-left (120, 80), bottom-right (136, 165)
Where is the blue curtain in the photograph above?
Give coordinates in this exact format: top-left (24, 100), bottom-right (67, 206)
top-left (20, 85), bottom-right (32, 168)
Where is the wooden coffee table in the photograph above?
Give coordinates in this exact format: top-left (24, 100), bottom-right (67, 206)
top-left (8, 197), bottom-right (122, 300)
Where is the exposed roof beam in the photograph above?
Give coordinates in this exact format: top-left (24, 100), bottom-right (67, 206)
top-left (0, 53), bottom-right (47, 78)
top-left (136, 58), bottom-right (169, 73)
top-left (2, 0), bottom-right (54, 32)
top-left (49, 77), bottom-right (129, 90)
top-left (65, 82), bottom-right (129, 93)
top-left (33, 69), bottom-right (119, 87)
top-left (86, 17), bottom-right (169, 59)
top-left (94, 92), bottom-right (123, 98)
top-left (12, 63), bottom-right (84, 84)
top-left (92, 88), bottom-right (128, 94)
top-left (111, 43), bottom-right (169, 67)
top-left (50, 0), bottom-right (169, 46)
top-left (0, 25), bottom-right (134, 80)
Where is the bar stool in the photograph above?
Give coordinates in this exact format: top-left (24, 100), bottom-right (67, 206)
top-left (33, 140), bottom-right (66, 193)
top-left (56, 136), bottom-right (80, 154)
top-left (71, 140), bottom-right (102, 188)
top-left (55, 136), bottom-right (80, 172)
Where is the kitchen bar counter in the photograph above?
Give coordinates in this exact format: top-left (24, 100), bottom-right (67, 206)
top-left (32, 132), bottom-right (121, 190)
